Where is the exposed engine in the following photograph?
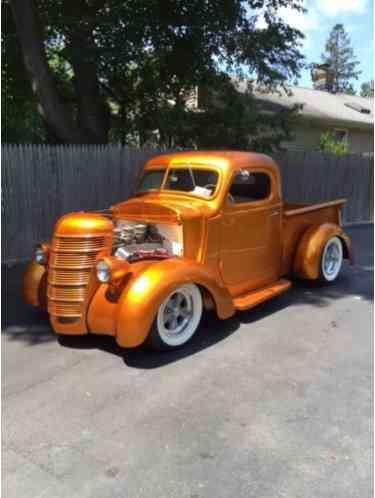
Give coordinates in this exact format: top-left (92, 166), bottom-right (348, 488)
top-left (112, 219), bottom-right (183, 262)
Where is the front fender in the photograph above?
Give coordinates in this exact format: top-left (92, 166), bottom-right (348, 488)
top-left (116, 258), bottom-right (235, 348)
top-left (23, 261), bottom-right (47, 309)
top-left (294, 223), bottom-right (352, 280)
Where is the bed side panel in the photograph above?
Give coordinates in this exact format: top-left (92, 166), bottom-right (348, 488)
top-left (281, 205), bottom-right (340, 275)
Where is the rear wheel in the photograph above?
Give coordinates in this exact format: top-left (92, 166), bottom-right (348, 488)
top-left (145, 283), bottom-right (203, 351)
top-left (319, 236), bottom-right (343, 282)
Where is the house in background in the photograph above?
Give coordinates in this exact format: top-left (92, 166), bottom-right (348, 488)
top-left (249, 84), bottom-right (374, 154)
top-left (187, 76), bottom-right (373, 154)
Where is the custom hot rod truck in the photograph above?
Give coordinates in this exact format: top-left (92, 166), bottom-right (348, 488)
top-left (24, 151), bottom-right (352, 350)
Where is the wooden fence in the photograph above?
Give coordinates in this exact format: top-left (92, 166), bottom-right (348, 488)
top-left (2, 145), bottom-right (373, 263)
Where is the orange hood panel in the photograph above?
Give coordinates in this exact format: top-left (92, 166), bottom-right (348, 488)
top-left (112, 195), bottom-right (211, 224)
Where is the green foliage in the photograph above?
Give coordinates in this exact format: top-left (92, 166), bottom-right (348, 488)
top-left (6, 0), bottom-right (306, 146)
top-left (345, 84), bottom-right (356, 96)
top-left (181, 76), bottom-right (296, 151)
top-left (321, 24), bottom-right (361, 94)
top-left (319, 131), bottom-right (348, 155)
top-left (360, 80), bottom-right (374, 98)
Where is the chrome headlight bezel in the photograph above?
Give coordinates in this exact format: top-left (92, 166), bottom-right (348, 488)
top-left (96, 260), bottom-right (111, 283)
top-left (34, 245), bottom-right (48, 265)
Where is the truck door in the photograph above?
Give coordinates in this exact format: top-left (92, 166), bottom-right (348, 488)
top-left (220, 168), bottom-right (282, 295)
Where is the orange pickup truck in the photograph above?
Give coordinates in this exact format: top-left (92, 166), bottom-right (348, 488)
top-left (24, 151), bottom-right (352, 350)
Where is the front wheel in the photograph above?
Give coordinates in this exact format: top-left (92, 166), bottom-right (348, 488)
top-left (319, 236), bottom-right (343, 282)
top-left (144, 283), bottom-right (203, 351)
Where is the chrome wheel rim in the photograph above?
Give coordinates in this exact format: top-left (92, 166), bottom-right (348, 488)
top-left (162, 291), bottom-right (193, 336)
top-left (322, 237), bottom-right (343, 281)
top-left (157, 284), bottom-right (203, 347)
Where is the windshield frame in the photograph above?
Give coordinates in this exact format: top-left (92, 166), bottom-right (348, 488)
top-left (136, 168), bottom-right (166, 194)
top-left (136, 163), bottom-right (222, 201)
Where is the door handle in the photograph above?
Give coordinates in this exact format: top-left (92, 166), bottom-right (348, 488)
top-left (270, 210), bottom-right (280, 216)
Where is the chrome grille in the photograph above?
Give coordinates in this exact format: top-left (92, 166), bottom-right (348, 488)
top-left (47, 286), bottom-right (87, 302)
top-left (47, 235), bottom-right (107, 318)
top-left (48, 268), bottom-right (91, 286)
top-left (52, 236), bottom-right (106, 253)
top-left (49, 251), bottom-right (98, 269)
top-left (48, 301), bottom-right (83, 318)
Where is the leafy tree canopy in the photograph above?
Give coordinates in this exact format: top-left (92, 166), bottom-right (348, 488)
top-left (319, 131), bottom-right (348, 156)
top-left (6, 0), bottom-right (305, 147)
top-left (321, 23), bottom-right (361, 95)
top-left (360, 80), bottom-right (374, 98)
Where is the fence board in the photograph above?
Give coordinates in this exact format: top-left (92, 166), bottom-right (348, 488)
top-left (2, 145), bottom-right (373, 263)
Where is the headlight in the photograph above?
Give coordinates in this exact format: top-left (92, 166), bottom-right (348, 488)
top-left (96, 260), bottom-right (111, 283)
top-left (35, 246), bottom-right (48, 265)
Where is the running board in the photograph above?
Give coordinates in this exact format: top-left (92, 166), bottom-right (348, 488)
top-left (233, 279), bottom-right (292, 311)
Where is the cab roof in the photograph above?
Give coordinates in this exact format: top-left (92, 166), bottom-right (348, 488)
top-left (145, 150), bottom-right (279, 176)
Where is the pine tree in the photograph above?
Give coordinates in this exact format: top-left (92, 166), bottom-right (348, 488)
top-left (321, 24), bottom-right (361, 94)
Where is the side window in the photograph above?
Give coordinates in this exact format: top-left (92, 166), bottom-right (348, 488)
top-left (229, 170), bottom-right (271, 203)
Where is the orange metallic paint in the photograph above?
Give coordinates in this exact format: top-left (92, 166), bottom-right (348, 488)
top-left (23, 261), bottom-right (47, 309)
top-left (281, 202), bottom-right (344, 275)
top-left (98, 256), bottom-right (132, 282)
top-left (233, 278), bottom-right (291, 310)
top-left (220, 165), bottom-right (282, 295)
top-left (23, 151), bottom-right (352, 348)
top-left (293, 222), bottom-right (352, 279)
top-left (48, 212), bottom-right (114, 335)
top-left (87, 260), bottom-right (154, 335)
top-left (49, 275), bottom-right (101, 336)
top-left (114, 257), bottom-right (235, 347)
top-left (54, 211), bottom-right (113, 238)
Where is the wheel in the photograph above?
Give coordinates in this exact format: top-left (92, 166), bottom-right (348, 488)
top-left (319, 236), bottom-right (343, 282)
top-left (144, 283), bottom-right (203, 351)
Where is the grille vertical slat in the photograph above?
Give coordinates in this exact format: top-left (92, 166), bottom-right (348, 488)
top-left (47, 236), bottom-right (106, 318)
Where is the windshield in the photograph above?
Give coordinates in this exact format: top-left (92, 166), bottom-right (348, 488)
top-left (137, 169), bottom-right (165, 193)
top-left (137, 167), bottom-right (218, 199)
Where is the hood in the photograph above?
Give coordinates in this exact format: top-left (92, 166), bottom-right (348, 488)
top-left (54, 212), bottom-right (113, 237)
top-left (112, 194), bottom-right (214, 224)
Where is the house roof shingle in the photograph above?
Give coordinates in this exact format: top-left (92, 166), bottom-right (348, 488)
top-left (235, 80), bottom-right (374, 130)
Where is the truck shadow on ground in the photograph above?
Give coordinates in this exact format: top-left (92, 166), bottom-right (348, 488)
top-left (2, 258), bottom-right (372, 367)
top-left (53, 264), bottom-right (373, 369)
top-left (56, 263), bottom-right (372, 369)
top-left (126, 265), bottom-right (373, 369)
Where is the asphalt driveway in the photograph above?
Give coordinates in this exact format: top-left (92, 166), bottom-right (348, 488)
top-left (2, 225), bottom-right (373, 498)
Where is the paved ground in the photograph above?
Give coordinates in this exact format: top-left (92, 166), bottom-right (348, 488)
top-left (2, 225), bottom-right (373, 498)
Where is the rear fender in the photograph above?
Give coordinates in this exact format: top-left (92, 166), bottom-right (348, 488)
top-left (116, 258), bottom-right (235, 348)
top-left (293, 223), bottom-right (353, 280)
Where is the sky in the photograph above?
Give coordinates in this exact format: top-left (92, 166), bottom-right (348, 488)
top-left (278, 0), bottom-right (374, 91)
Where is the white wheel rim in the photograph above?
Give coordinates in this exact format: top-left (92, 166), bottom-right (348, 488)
top-left (157, 284), bottom-right (202, 347)
top-left (322, 237), bottom-right (343, 281)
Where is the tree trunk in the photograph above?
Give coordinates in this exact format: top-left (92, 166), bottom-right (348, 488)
top-left (10, 0), bottom-right (86, 143)
top-left (10, 0), bottom-right (109, 144)
top-left (69, 54), bottom-right (110, 144)
top-left (66, 27), bottom-right (110, 143)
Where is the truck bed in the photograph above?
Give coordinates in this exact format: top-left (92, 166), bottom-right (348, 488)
top-left (281, 198), bottom-right (347, 274)
top-left (283, 199), bottom-right (346, 218)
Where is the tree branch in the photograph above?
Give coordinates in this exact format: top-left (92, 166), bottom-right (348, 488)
top-left (10, 0), bottom-right (85, 143)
